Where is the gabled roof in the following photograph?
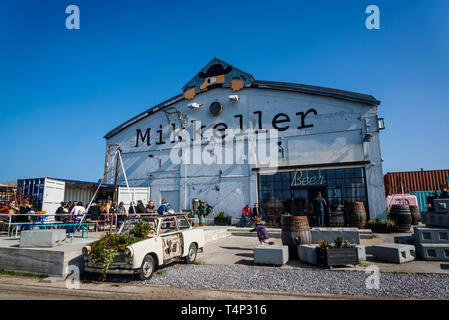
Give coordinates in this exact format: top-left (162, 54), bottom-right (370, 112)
top-left (104, 59), bottom-right (380, 139)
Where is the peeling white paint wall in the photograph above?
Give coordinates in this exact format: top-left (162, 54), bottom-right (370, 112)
top-left (105, 88), bottom-right (386, 220)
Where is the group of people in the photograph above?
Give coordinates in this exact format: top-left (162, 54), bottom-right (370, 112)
top-left (0, 200), bottom-right (33, 223)
top-left (54, 198), bottom-right (172, 222)
top-left (241, 192), bottom-right (329, 228)
top-left (241, 202), bottom-right (265, 226)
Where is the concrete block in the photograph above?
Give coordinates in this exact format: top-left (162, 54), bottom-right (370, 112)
top-left (372, 243), bottom-right (416, 264)
top-left (357, 245), bottom-right (366, 261)
top-left (0, 247), bottom-right (64, 276)
top-left (394, 235), bottom-right (415, 245)
top-left (254, 245), bottom-right (288, 266)
top-left (421, 212), bottom-right (449, 228)
top-left (414, 226), bottom-right (449, 245)
top-left (298, 244), bottom-right (318, 265)
top-left (416, 243), bottom-right (449, 261)
top-left (311, 228), bottom-right (360, 244)
top-left (434, 199), bottom-right (449, 213)
top-left (20, 230), bottom-right (66, 248)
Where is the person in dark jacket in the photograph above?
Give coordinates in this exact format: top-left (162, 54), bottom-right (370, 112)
top-left (136, 200), bottom-right (145, 213)
top-left (55, 202), bottom-right (66, 221)
top-left (87, 202), bottom-right (101, 221)
top-left (312, 192), bottom-right (327, 227)
top-left (128, 201), bottom-right (137, 214)
top-left (439, 184), bottom-right (449, 199)
top-left (252, 203), bottom-right (265, 221)
top-left (250, 217), bottom-right (274, 245)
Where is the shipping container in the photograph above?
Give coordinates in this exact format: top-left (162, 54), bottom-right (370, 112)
top-left (410, 190), bottom-right (440, 213)
top-left (384, 170), bottom-right (449, 195)
top-left (16, 177), bottom-right (150, 213)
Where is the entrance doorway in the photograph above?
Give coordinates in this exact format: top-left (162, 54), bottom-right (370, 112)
top-left (291, 187), bottom-right (328, 226)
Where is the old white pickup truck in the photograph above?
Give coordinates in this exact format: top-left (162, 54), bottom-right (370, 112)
top-left (82, 214), bottom-right (204, 280)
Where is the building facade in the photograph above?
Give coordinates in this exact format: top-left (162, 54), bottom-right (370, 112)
top-left (104, 58), bottom-right (387, 224)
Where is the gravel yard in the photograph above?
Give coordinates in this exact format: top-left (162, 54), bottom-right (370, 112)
top-left (138, 264), bottom-right (449, 299)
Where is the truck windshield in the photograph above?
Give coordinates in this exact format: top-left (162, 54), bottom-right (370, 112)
top-left (120, 218), bottom-right (158, 234)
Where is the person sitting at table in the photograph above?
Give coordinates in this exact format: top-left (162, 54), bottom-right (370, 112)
top-left (87, 202), bottom-right (101, 221)
top-left (0, 202), bottom-right (11, 214)
top-left (128, 201), bottom-right (137, 214)
top-left (55, 202), bottom-right (66, 222)
top-left (145, 201), bottom-right (157, 215)
top-left (241, 204), bottom-right (252, 227)
top-left (157, 199), bottom-right (170, 215)
top-left (136, 200), bottom-right (145, 213)
top-left (7, 201), bottom-right (19, 214)
top-left (117, 202), bottom-right (127, 220)
top-left (70, 201), bottom-right (86, 221)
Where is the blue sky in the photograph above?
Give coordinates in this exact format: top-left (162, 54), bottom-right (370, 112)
top-left (1, 0), bottom-right (448, 182)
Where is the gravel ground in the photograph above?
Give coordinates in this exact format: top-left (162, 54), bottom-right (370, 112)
top-left (130, 263), bottom-right (449, 299)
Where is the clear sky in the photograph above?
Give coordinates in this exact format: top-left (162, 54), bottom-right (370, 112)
top-left (1, 0), bottom-right (448, 183)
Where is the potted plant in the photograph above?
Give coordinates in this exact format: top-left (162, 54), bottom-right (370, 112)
top-left (367, 218), bottom-right (398, 233)
top-left (316, 236), bottom-right (358, 268)
top-left (214, 212), bottom-right (232, 226)
top-left (198, 201), bottom-right (214, 226)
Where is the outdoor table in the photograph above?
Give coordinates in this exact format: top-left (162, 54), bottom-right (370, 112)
top-left (0, 214), bottom-right (90, 237)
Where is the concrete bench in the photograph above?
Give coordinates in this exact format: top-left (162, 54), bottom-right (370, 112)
top-left (416, 243), bottom-right (449, 261)
top-left (298, 244), bottom-right (366, 265)
top-left (254, 245), bottom-right (289, 266)
top-left (20, 229), bottom-right (67, 248)
top-left (421, 212), bottom-right (449, 228)
top-left (298, 244), bottom-right (318, 265)
top-left (311, 227), bottom-right (360, 244)
top-left (371, 243), bottom-right (416, 264)
top-left (434, 199), bottom-right (449, 213)
top-left (414, 226), bottom-right (449, 244)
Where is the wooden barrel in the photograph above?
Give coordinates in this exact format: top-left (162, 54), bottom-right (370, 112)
top-left (346, 202), bottom-right (367, 229)
top-left (281, 215), bottom-right (311, 259)
top-left (390, 205), bottom-right (412, 232)
top-left (410, 205), bottom-right (419, 226)
top-left (330, 207), bottom-right (345, 227)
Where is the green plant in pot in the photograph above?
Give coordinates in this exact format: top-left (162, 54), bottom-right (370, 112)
top-left (90, 221), bottom-right (153, 280)
top-left (317, 236), bottom-right (358, 267)
top-left (214, 211), bottom-right (231, 226)
top-left (198, 201), bottom-right (214, 226)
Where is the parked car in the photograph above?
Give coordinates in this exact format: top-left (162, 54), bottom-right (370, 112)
top-left (82, 214), bottom-right (204, 280)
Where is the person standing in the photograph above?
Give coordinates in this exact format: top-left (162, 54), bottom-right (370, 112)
top-left (438, 184), bottom-right (449, 199)
top-left (312, 192), bottom-right (327, 228)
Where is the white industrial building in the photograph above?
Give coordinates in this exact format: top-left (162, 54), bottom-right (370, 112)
top-left (104, 58), bottom-right (387, 224)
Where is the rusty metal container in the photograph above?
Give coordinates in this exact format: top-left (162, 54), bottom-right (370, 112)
top-left (384, 170), bottom-right (449, 194)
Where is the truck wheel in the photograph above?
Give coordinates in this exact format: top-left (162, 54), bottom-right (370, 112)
top-left (185, 243), bottom-right (198, 264)
top-left (139, 254), bottom-right (155, 280)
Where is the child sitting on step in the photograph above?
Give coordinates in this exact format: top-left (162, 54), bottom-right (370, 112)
top-left (250, 217), bottom-right (274, 246)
